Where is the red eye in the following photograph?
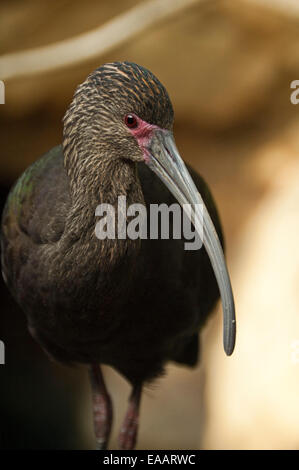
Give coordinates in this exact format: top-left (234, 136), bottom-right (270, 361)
top-left (125, 114), bottom-right (138, 129)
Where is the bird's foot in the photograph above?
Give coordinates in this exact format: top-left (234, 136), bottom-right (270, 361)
top-left (118, 385), bottom-right (142, 450)
top-left (89, 364), bottom-right (113, 450)
top-left (93, 389), bottom-right (113, 450)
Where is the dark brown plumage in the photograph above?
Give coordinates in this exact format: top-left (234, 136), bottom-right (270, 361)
top-left (1, 61), bottom-right (235, 449)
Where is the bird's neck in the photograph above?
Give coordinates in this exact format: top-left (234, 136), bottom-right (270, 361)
top-left (62, 143), bottom-right (144, 272)
top-left (67, 151), bottom-right (140, 205)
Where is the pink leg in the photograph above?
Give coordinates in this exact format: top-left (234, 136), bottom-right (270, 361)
top-left (118, 384), bottom-right (142, 450)
top-left (89, 364), bottom-right (113, 450)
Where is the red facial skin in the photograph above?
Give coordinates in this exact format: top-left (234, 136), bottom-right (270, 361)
top-left (125, 114), bottom-right (159, 163)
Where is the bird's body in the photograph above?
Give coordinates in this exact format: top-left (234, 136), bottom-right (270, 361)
top-left (1, 144), bottom-right (221, 383)
top-left (1, 62), bottom-right (235, 449)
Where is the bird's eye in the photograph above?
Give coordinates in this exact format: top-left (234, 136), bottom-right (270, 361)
top-left (125, 114), bottom-right (138, 129)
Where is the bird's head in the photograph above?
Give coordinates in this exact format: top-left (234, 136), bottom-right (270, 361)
top-left (63, 61), bottom-right (174, 164)
top-left (63, 61), bottom-right (236, 356)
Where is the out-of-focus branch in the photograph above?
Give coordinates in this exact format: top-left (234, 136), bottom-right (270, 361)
top-left (243, 0), bottom-right (299, 18)
top-left (0, 0), bottom-right (201, 81)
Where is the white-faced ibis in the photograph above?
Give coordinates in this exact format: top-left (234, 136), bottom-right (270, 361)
top-left (1, 62), bottom-right (236, 450)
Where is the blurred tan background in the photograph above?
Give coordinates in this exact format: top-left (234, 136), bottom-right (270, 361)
top-left (0, 0), bottom-right (298, 449)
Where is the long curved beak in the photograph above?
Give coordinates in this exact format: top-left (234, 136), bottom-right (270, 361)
top-left (145, 129), bottom-right (236, 356)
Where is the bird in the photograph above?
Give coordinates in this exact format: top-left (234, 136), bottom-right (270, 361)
top-left (1, 61), bottom-right (236, 450)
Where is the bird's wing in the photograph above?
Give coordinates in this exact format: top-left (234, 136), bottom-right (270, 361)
top-left (138, 161), bottom-right (224, 368)
top-left (179, 164), bottom-right (225, 366)
top-left (1, 145), bottom-right (70, 289)
top-left (170, 334), bottom-right (199, 367)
